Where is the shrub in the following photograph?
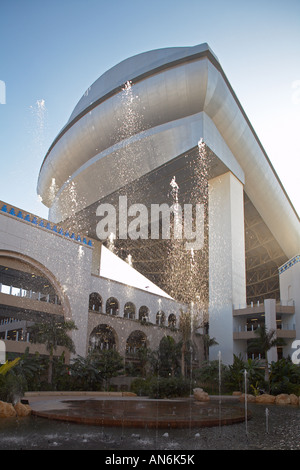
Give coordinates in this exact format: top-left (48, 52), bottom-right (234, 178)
top-left (130, 377), bottom-right (152, 396)
top-left (149, 376), bottom-right (191, 399)
top-left (0, 372), bottom-right (26, 403)
top-left (270, 359), bottom-right (300, 395)
top-left (130, 376), bottom-right (191, 398)
top-left (194, 360), bottom-right (229, 395)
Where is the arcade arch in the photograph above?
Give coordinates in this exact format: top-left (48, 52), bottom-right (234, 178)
top-left (89, 292), bottom-right (102, 312)
top-left (0, 250), bottom-right (70, 319)
top-left (138, 305), bottom-right (149, 323)
top-left (89, 324), bottom-right (117, 351)
top-left (124, 302), bottom-right (136, 319)
top-left (106, 297), bottom-right (119, 315)
top-left (156, 310), bottom-right (165, 326)
top-left (168, 313), bottom-right (177, 328)
top-left (126, 330), bottom-right (147, 354)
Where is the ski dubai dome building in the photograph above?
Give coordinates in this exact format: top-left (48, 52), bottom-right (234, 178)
top-left (35, 43), bottom-right (300, 364)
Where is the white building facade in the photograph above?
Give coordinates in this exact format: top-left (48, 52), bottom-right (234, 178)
top-left (0, 202), bottom-right (189, 364)
top-left (1, 44), bottom-right (300, 365)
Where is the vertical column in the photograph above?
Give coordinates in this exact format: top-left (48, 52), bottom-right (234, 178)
top-left (208, 172), bottom-right (246, 364)
top-left (264, 299), bottom-right (278, 363)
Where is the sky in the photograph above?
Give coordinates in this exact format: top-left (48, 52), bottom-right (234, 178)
top-left (0, 0), bottom-right (300, 220)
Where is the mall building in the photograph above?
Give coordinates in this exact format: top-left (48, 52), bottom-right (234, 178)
top-left (1, 43), bottom-right (299, 365)
top-left (0, 202), bottom-right (187, 370)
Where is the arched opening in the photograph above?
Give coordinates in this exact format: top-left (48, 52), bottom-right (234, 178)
top-left (156, 310), bottom-right (165, 326)
top-left (168, 313), bottom-right (177, 328)
top-left (0, 256), bottom-right (62, 305)
top-left (0, 252), bottom-right (68, 348)
top-left (89, 324), bottom-right (117, 352)
top-left (0, 251), bottom-right (70, 316)
top-left (126, 330), bottom-right (147, 354)
top-left (124, 302), bottom-right (135, 319)
top-left (89, 292), bottom-right (102, 312)
top-left (125, 330), bottom-right (148, 376)
top-left (138, 305), bottom-right (149, 323)
top-left (106, 297), bottom-right (119, 316)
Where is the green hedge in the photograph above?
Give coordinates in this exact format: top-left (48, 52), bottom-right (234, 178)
top-left (130, 376), bottom-right (191, 398)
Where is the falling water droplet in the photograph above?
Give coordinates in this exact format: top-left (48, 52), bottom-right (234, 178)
top-left (108, 232), bottom-right (116, 253)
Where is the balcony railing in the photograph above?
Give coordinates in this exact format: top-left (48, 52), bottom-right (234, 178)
top-left (233, 301), bottom-right (295, 316)
top-left (0, 282), bottom-right (60, 305)
top-left (233, 323), bottom-right (296, 340)
top-left (0, 316), bottom-right (34, 342)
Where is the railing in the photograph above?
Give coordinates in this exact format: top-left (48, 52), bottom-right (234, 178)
top-left (234, 299), bottom-right (295, 310)
top-left (89, 308), bottom-right (178, 329)
top-left (0, 317), bottom-right (34, 342)
top-left (234, 323), bottom-right (296, 333)
top-left (0, 282), bottom-right (60, 305)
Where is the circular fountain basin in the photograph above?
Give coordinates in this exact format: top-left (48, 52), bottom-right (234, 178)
top-left (30, 396), bottom-right (250, 429)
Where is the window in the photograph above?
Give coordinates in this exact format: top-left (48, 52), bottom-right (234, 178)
top-left (156, 311), bottom-right (165, 326)
top-left (89, 292), bottom-right (102, 312)
top-left (106, 297), bottom-right (119, 315)
top-left (124, 302), bottom-right (136, 319)
top-left (168, 313), bottom-right (177, 328)
top-left (89, 324), bottom-right (116, 351)
top-left (138, 305), bottom-right (149, 323)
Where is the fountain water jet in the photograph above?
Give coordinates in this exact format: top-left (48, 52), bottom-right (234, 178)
top-left (265, 407), bottom-right (269, 434)
top-left (108, 232), bottom-right (116, 253)
top-left (244, 369), bottom-right (248, 436)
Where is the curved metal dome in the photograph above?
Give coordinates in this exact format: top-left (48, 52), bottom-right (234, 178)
top-left (37, 43), bottom-right (217, 209)
top-left (37, 43), bottom-right (300, 260)
top-left (67, 44), bottom-right (218, 125)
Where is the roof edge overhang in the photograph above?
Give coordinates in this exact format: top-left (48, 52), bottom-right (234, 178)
top-left (38, 44), bottom-right (218, 177)
top-left (37, 44), bottom-right (300, 260)
top-left (38, 44), bottom-right (299, 225)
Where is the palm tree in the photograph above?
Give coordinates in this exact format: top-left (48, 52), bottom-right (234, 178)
top-left (202, 334), bottom-right (218, 361)
top-left (247, 324), bottom-right (286, 390)
top-left (30, 318), bottom-right (77, 385)
top-left (70, 353), bottom-right (103, 390)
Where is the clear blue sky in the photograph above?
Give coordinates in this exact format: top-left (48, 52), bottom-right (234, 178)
top-left (1, 0), bottom-right (300, 219)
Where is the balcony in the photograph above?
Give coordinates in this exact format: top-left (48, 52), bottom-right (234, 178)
top-left (233, 301), bottom-right (295, 317)
top-left (0, 286), bottom-right (64, 317)
top-left (233, 323), bottom-right (296, 340)
top-left (2, 337), bottom-right (68, 357)
top-left (233, 299), bottom-right (296, 340)
top-left (0, 317), bottom-right (70, 357)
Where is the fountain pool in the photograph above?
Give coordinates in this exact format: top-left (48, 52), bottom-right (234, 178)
top-left (0, 399), bottom-right (299, 450)
top-left (28, 396), bottom-right (248, 429)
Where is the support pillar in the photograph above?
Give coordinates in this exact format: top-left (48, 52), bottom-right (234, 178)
top-left (208, 172), bottom-right (246, 364)
top-left (264, 299), bottom-right (278, 363)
